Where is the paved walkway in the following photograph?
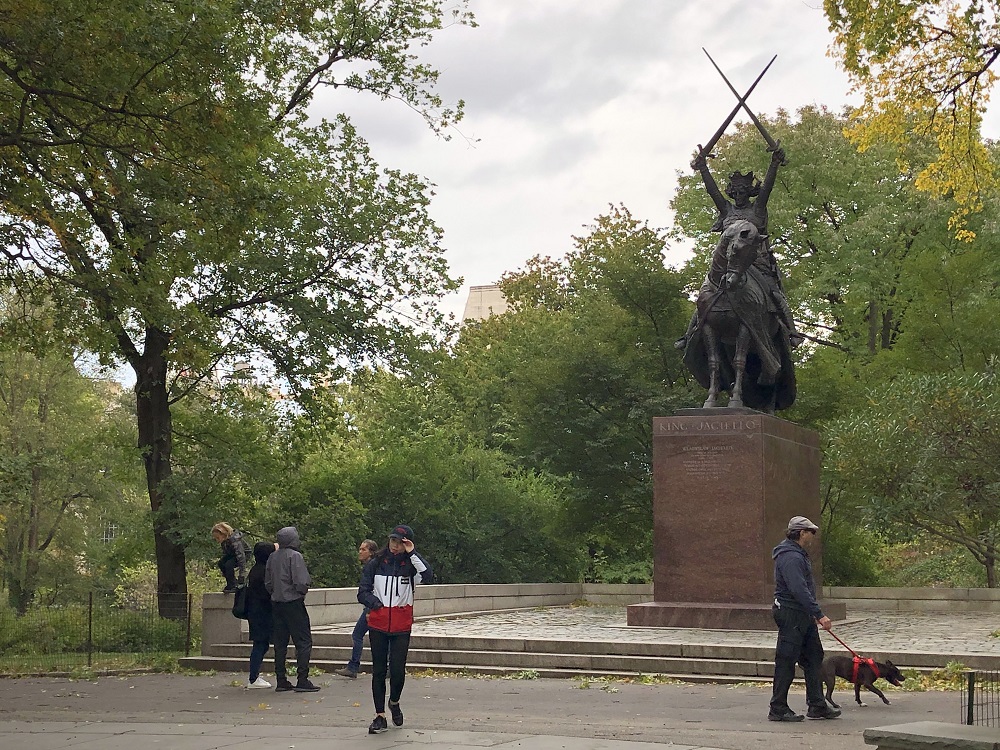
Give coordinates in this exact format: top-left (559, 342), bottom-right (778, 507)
top-left (315, 606), bottom-right (1000, 657)
top-left (3, 607), bottom-right (993, 750)
top-left (0, 720), bottom-right (729, 750)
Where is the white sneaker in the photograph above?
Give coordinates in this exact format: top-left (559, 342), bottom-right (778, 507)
top-left (247, 676), bottom-right (271, 689)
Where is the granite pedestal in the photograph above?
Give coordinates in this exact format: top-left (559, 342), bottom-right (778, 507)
top-left (628, 408), bottom-right (845, 629)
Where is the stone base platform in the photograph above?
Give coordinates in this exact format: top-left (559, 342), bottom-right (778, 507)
top-left (627, 600), bottom-right (847, 630)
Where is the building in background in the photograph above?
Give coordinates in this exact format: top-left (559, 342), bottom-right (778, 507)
top-left (462, 284), bottom-right (508, 322)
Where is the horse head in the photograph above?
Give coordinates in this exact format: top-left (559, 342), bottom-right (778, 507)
top-left (718, 219), bottom-right (760, 290)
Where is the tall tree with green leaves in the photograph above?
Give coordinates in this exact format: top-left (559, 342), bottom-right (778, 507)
top-left (445, 206), bottom-right (697, 580)
top-left (0, 293), bottom-right (136, 612)
top-left (0, 1), bottom-right (470, 615)
top-left (827, 373), bottom-right (1000, 586)
top-left (824, 0), bottom-right (999, 237)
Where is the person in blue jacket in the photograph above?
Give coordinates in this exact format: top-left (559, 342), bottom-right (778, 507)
top-left (358, 524), bottom-right (432, 734)
top-left (335, 538), bottom-right (379, 679)
top-left (769, 515), bottom-right (841, 722)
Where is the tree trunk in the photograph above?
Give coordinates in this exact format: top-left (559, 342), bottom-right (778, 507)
top-left (986, 552), bottom-right (997, 589)
top-left (134, 327), bottom-right (188, 620)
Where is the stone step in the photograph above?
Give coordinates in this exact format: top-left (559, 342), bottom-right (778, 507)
top-left (245, 632), bottom-right (987, 670)
top-left (204, 643), bottom-right (776, 677)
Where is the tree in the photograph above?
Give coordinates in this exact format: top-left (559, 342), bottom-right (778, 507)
top-left (826, 372), bottom-right (1000, 586)
top-left (263, 373), bottom-right (584, 586)
top-left (444, 206), bottom-right (697, 579)
top-left (824, 0), bottom-right (999, 236)
top-left (0, 1), bottom-right (470, 615)
top-left (0, 293), bottom-right (135, 612)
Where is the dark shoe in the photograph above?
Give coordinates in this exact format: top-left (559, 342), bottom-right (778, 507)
top-left (335, 667), bottom-right (358, 679)
top-left (768, 710), bottom-right (804, 722)
top-left (274, 679), bottom-right (294, 692)
top-left (368, 715), bottom-right (388, 734)
top-left (222, 585), bottom-right (238, 593)
top-left (807, 705), bottom-right (842, 719)
top-left (389, 701), bottom-right (403, 727)
top-left (294, 678), bottom-right (320, 692)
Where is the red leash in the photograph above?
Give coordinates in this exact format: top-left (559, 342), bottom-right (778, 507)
top-left (826, 629), bottom-right (880, 681)
top-left (827, 629), bottom-right (860, 657)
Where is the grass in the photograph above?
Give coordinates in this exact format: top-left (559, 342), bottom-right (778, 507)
top-left (0, 650), bottom-right (187, 677)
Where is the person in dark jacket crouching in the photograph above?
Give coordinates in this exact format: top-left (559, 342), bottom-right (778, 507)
top-left (769, 515), bottom-right (840, 722)
top-left (265, 526), bottom-right (319, 693)
top-left (358, 524), bottom-right (432, 734)
top-left (246, 541), bottom-right (276, 689)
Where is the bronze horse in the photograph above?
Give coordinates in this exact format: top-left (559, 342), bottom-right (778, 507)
top-left (682, 219), bottom-right (796, 413)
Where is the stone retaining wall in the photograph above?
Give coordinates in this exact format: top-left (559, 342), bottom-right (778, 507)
top-left (825, 586), bottom-right (1000, 613)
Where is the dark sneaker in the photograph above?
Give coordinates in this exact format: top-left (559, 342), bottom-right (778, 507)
top-left (274, 679), bottom-right (294, 692)
top-left (294, 678), bottom-right (320, 692)
top-left (389, 701), bottom-right (403, 726)
top-left (368, 715), bottom-right (388, 734)
top-left (807, 705), bottom-right (842, 719)
top-left (768, 710), bottom-right (804, 722)
top-left (335, 667), bottom-right (358, 679)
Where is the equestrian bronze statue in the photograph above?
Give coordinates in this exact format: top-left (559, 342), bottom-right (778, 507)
top-left (676, 53), bottom-right (799, 413)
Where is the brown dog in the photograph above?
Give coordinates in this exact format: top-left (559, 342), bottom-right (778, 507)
top-left (821, 654), bottom-right (905, 708)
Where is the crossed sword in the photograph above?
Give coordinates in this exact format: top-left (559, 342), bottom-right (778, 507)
top-left (696, 49), bottom-right (784, 164)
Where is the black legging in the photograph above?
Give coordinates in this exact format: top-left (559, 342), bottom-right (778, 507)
top-left (369, 629), bottom-right (411, 713)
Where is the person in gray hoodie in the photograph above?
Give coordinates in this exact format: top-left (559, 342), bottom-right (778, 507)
top-left (265, 527), bottom-right (319, 693)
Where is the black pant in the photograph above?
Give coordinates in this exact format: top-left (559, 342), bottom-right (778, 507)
top-left (369, 629), bottom-right (410, 713)
top-left (770, 604), bottom-right (825, 714)
top-left (272, 599), bottom-right (312, 682)
top-left (218, 557), bottom-right (238, 588)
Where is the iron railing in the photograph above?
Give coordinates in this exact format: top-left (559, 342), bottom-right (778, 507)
top-left (0, 591), bottom-right (197, 675)
top-left (962, 670), bottom-right (1000, 726)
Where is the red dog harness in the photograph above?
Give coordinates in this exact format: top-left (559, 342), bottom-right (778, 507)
top-left (852, 655), bottom-right (880, 683)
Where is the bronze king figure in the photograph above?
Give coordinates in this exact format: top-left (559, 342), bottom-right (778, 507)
top-left (676, 51), bottom-right (799, 414)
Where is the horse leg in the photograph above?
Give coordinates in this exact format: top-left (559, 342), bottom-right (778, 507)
top-left (729, 325), bottom-right (751, 408)
top-left (702, 324), bottom-right (721, 408)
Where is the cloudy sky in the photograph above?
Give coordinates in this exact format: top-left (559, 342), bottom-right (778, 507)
top-left (316, 1), bottom-right (858, 320)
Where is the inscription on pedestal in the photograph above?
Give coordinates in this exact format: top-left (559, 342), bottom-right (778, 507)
top-left (649, 411), bottom-right (822, 613)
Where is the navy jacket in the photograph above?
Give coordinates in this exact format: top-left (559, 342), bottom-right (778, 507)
top-left (772, 538), bottom-right (823, 619)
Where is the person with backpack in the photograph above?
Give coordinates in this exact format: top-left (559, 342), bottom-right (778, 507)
top-left (265, 526), bottom-right (320, 693)
top-left (245, 540), bottom-right (276, 689)
top-left (211, 522), bottom-right (249, 593)
top-left (358, 524), bottom-right (432, 734)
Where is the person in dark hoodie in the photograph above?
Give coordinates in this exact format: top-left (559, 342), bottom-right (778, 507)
top-left (769, 515), bottom-right (840, 722)
top-left (358, 524), bottom-right (432, 734)
top-left (246, 540), bottom-right (276, 689)
top-left (265, 526), bottom-right (319, 693)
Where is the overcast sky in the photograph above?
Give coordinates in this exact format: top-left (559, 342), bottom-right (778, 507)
top-left (314, 1), bottom-right (859, 320)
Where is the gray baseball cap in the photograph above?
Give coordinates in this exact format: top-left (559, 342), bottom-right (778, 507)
top-left (787, 515), bottom-right (819, 532)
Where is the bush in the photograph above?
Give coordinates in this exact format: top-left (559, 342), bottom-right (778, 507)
top-left (0, 601), bottom-right (185, 655)
top-left (821, 523), bottom-right (886, 586)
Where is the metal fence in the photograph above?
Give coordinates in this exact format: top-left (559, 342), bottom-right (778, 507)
top-left (0, 592), bottom-right (197, 676)
top-left (962, 670), bottom-right (1000, 726)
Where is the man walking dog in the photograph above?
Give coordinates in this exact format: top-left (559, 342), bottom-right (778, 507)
top-left (768, 515), bottom-right (841, 722)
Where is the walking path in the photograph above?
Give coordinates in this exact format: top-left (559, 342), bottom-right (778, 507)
top-left (2, 607), bottom-right (994, 750)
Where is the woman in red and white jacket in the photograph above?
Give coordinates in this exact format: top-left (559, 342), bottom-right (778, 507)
top-left (358, 523), bottom-right (432, 734)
